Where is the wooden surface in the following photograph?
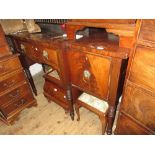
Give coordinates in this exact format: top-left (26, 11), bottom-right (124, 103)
top-left (0, 24), bottom-right (11, 57)
top-left (115, 20), bottom-right (155, 134)
top-left (65, 19), bottom-right (136, 48)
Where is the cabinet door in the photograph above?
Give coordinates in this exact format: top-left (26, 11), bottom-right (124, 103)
top-left (67, 50), bottom-right (111, 100)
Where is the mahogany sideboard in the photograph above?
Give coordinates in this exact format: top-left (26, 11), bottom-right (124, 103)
top-left (9, 20), bottom-right (138, 134)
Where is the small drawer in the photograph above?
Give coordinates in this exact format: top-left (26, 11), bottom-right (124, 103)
top-left (20, 42), bottom-right (41, 62)
top-left (39, 47), bottom-right (59, 70)
top-left (0, 70), bottom-right (26, 94)
top-left (20, 42), bottom-right (59, 70)
top-left (0, 83), bottom-right (31, 106)
top-left (67, 50), bottom-right (111, 99)
top-left (0, 92), bottom-right (34, 119)
top-left (0, 55), bottom-right (22, 76)
top-left (44, 80), bottom-right (68, 104)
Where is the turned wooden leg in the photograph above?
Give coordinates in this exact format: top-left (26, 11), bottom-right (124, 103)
top-left (25, 68), bottom-right (37, 96)
top-left (75, 103), bottom-right (81, 121)
top-left (70, 111), bottom-right (74, 121)
top-left (66, 88), bottom-right (74, 121)
top-left (99, 115), bottom-right (107, 135)
top-left (106, 106), bottom-right (116, 135)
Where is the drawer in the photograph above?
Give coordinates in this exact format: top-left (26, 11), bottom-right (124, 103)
top-left (0, 55), bottom-right (22, 76)
top-left (67, 50), bottom-right (111, 99)
top-left (0, 70), bottom-right (26, 94)
top-left (121, 83), bottom-right (155, 132)
top-left (19, 42), bottom-right (41, 62)
top-left (44, 80), bottom-right (68, 104)
top-left (19, 42), bottom-right (59, 70)
top-left (115, 112), bottom-right (152, 135)
top-left (39, 46), bottom-right (59, 70)
top-left (0, 83), bottom-right (31, 106)
top-left (139, 20), bottom-right (155, 43)
top-left (129, 46), bottom-right (155, 92)
top-left (0, 92), bottom-right (34, 119)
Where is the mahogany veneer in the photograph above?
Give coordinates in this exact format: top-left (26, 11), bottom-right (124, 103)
top-left (67, 36), bottom-right (129, 134)
top-left (10, 33), bottom-right (74, 119)
top-left (115, 20), bottom-right (155, 135)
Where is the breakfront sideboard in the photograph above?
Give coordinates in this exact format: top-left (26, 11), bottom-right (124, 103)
top-left (9, 20), bottom-right (138, 134)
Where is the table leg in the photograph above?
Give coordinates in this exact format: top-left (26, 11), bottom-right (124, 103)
top-left (106, 106), bottom-right (116, 135)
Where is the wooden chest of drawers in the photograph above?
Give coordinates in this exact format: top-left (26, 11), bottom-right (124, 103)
top-left (0, 54), bottom-right (37, 124)
top-left (115, 20), bottom-right (155, 134)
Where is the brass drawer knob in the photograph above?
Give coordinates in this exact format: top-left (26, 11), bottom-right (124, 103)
top-left (83, 70), bottom-right (91, 79)
top-left (54, 88), bottom-right (58, 92)
top-left (20, 44), bottom-right (25, 50)
top-left (35, 47), bottom-right (38, 51)
top-left (43, 50), bottom-right (48, 59)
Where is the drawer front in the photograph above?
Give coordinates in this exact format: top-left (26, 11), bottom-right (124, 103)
top-left (20, 42), bottom-right (59, 70)
top-left (0, 70), bottom-right (26, 94)
top-left (0, 92), bottom-right (34, 118)
top-left (121, 83), bottom-right (155, 132)
top-left (39, 46), bottom-right (59, 70)
top-left (0, 83), bottom-right (31, 106)
top-left (139, 20), bottom-right (155, 43)
top-left (44, 80), bottom-right (68, 104)
top-left (0, 56), bottom-right (22, 76)
top-left (20, 42), bottom-right (41, 62)
top-left (115, 113), bottom-right (152, 135)
top-left (129, 46), bottom-right (155, 92)
top-left (67, 51), bottom-right (111, 99)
